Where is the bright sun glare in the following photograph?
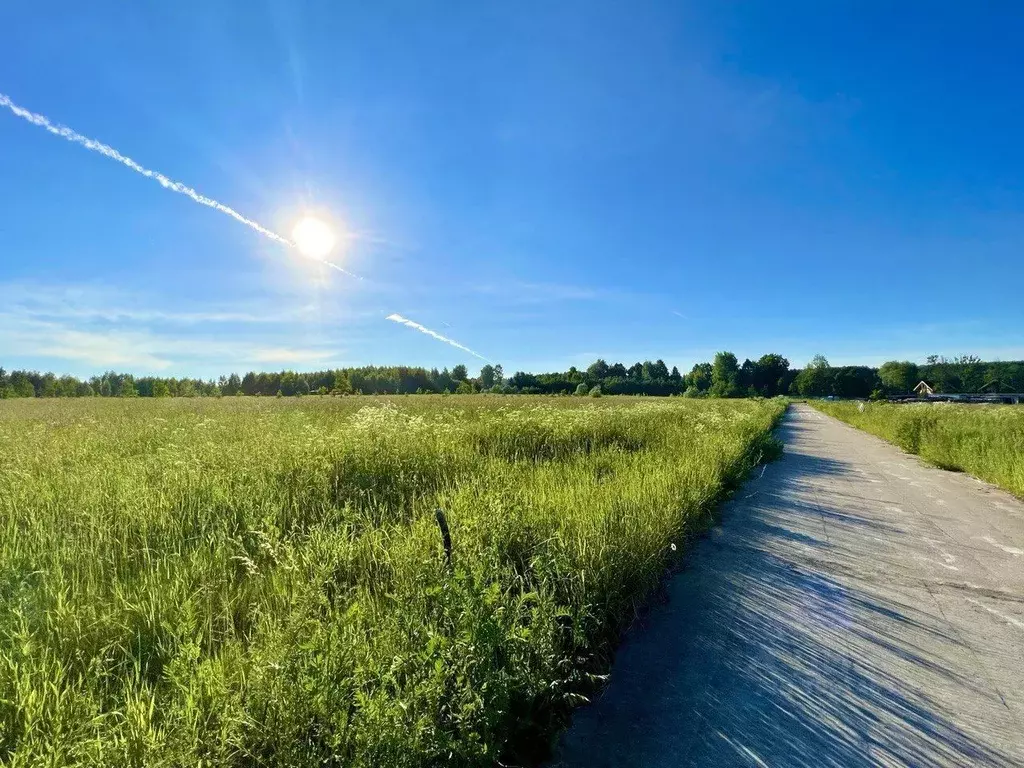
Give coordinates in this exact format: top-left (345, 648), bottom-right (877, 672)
top-left (292, 216), bottom-right (337, 260)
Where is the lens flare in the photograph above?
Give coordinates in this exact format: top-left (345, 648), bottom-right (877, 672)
top-left (292, 216), bottom-right (336, 260)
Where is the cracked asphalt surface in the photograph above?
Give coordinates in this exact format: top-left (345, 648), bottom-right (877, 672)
top-left (553, 404), bottom-right (1024, 767)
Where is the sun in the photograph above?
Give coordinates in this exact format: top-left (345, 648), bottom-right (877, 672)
top-left (292, 216), bottom-right (337, 260)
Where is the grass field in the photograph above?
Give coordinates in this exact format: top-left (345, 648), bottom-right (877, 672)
top-left (811, 401), bottom-right (1024, 498)
top-left (0, 395), bottom-right (784, 767)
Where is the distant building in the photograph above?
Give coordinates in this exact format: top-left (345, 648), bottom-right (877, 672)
top-left (913, 381), bottom-right (935, 397)
top-left (891, 379), bottom-right (1022, 405)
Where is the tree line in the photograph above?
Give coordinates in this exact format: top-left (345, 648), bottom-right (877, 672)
top-left (1, 354), bottom-right (1021, 400)
top-left (0, 365), bottom-right (496, 399)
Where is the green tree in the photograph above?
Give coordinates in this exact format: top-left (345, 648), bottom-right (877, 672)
top-left (279, 372), bottom-right (299, 396)
top-left (40, 375), bottom-right (58, 398)
top-left (752, 354), bottom-right (790, 396)
top-left (241, 372), bottom-right (258, 396)
top-left (57, 376), bottom-right (79, 397)
top-left (831, 366), bottom-right (879, 398)
top-left (953, 354), bottom-right (985, 392)
top-left (435, 368), bottom-right (455, 392)
top-left (222, 373), bottom-right (242, 396)
top-left (333, 371), bottom-right (353, 395)
top-left (455, 379), bottom-right (475, 394)
top-left (795, 355), bottom-right (832, 397)
top-left (7, 371), bottom-right (35, 398)
top-left (925, 361), bottom-right (961, 393)
top-left (451, 364), bottom-right (468, 382)
top-left (119, 375), bottom-right (139, 398)
top-left (479, 364), bottom-right (496, 389)
top-left (685, 363), bottom-right (713, 392)
top-left (586, 359), bottom-right (610, 382)
top-left (575, 382), bottom-right (589, 396)
top-left (710, 352), bottom-right (741, 398)
top-left (878, 361), bottom-right (919, 395)
top-left (153, 381), bottom-right (170, 398)
top-left (739, 359), bottom-right (757, 395)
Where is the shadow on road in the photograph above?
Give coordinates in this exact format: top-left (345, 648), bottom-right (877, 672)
top-left (552, 411), bottom-right (1019, 768)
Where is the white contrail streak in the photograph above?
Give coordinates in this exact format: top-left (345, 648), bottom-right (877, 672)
top-left (0, 92), bottom-right (361, 279)
top-left (386, 314), bottom-right (491, 362)
top-left (0, 92), bottom-right (288, 243)
top-left (318, 260), bottom-right (361, 279)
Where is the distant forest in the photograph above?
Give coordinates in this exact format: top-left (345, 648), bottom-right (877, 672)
top-left (2, 354), bottom-right (1022, 400)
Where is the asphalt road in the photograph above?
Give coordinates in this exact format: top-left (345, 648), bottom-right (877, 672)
top-left (553, 403), bottom-right (1024, 767)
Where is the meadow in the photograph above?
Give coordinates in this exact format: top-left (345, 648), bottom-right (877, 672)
top-left (812, 401), bottom-right (1024, 498)
top-left (0, 395), bottom-right (784, 767)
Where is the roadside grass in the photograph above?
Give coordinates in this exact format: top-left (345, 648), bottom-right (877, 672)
top-left (0, 395), bottom-right (785, 767)
top-left (810, 401), bottom-right (1024, 498)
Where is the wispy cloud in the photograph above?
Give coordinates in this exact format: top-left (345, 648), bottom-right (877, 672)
top-left (0, 315), bottom-right (344, 373)
top-left (14, 323), bottom-right (175, 370)
top-left (472, 280), bottom-right (606, 304)
top-left (0, 281), bottom-right (350, 375)
top-left (247, 347), bottom-right (340, 365)
top-left (0, 281), bottom-right (367, 326)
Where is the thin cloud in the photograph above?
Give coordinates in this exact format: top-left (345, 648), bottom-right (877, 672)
top-left (0, 282), bottom-right (351, 374)
top-left (247, 347), bottom-right (339, 364)
top-left (473, 281), bottom-right (605, 304)
top-left (0, 316), bottom-right (344, 373)
top-left (0, 282), bottom-right (304, 325)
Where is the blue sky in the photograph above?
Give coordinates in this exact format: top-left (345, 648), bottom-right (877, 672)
top-left (1, 1), bottom-right (1022, 379)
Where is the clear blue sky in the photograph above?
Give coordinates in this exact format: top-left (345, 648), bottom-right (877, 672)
top-left (1, 1), bottom-right (1022, 379)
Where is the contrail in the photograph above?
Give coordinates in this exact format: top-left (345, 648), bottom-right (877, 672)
top-left (0, 91), bottom-right (361, 279)
top-left (318, 259), bottom-right (362, 280)
top-left (386, 314), bottom-right (491, 363)
top-left (0, 93), bottom-right (288, 243)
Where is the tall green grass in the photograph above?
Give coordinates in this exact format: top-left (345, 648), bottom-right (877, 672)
top-left (0, 395), bottom-right (784, 766)
top-left (812, 401), bottom-right (1024, 497)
